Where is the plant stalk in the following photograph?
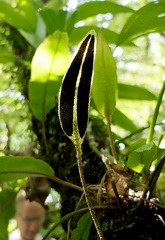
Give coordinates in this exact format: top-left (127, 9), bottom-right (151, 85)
top-left (147, 80), bottom-right (165, 144)
top-left (75, 144), bottom-right (105, 240)
top-left (42, 120), bottom-right (48, 155)
top-left (106, 115), bottom-right (118, 164)
top-left (43, 205), bottom-right (114, 240)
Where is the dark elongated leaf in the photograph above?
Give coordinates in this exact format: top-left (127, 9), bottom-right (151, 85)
top-left (118, 83), bottom-right (157, 100)
top-left (0, 0), bottom-right (37, 32)
top-left (59, 31), bottom-right (95, 142)
top-left (77, 36), bottom-right (95, 138)
top-left (117, 1), bottom-right (165, 45)
top-left (92, 31), bottom-right (117, 117)
top-left (70, 212), bottom-right (92, 240)
top-left (0, 156), bottom-right (54, 181)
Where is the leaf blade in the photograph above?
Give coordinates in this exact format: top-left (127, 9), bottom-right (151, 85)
top-left (76, 1), bottom-right (134, 22)
top-left (117, 2), bottom-right (165, 45)
top-left (126, 142), bottom-right (157, 173)
top-left (0, 0), bottom-right (37, 32)
top-left (29, 30), bottom-right (71, 121)
top-left (112, 108), bottom-right (138, 132)
top-left (92, 31), bottom-right (118, 117)
top-left (118, 83), bottom-right (157, 100)
top-left (0, 156), bottom-right (54, 181)
top-left (59, 31), bottom-right (95, 142)
top-left (70, 26), bottom-right (118, 45)
top-left (70, 212), bottom-right (92, 240)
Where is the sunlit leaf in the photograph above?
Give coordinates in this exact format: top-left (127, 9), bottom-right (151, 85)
top-left (29, 30), bottom-right (71, 120)
top-left (70, 212), bottom-right (92, 240)
top-left (0, 0), bottom-right (37, 32)
top-left (0, 156), bottom-right (54, 181)
top-left (126, 142), bottom-right (157, 173)
top-left (117, 1), bottom-right (165, 45)
top-left (92, 31), bottom-right (117, 117)
top-left (0, 189), bottom-right (16, 240)
top-left (118, 83), bottom-right (157, 100)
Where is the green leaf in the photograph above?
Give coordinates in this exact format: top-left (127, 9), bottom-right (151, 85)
top-left (92, 31), bottom-right (117, 117)
top-left (0, 48), bottom-right (17, 63)
top-left (19, 14), bottom-right (46, 48)
top-left (39, 8), bottom-right (67, 33)
top-left (156, 148), bottom-right (165, 160)
top-left (0, 189), bottom-right (16, 240)
top-left (67, 1), bottom-right (134, 32)
top-left (126, 142), bottom-right (157, 173)
top-left (29, 30), bottom-right (71, 121)
top-left (70, 26), bottom-right (135, 46)
top-left (0, 0), bottom-right (37, 33)
top-left (70, 212), bottom-right (92, 240)
top-left (117, 2), bottom-right (165, 45)
top-left (127, 138), bottom-right (146, 155)
top-left (0, 156), bottom-right (54, 181)
top-left (118, 83), bottom-right (157, 100)
top-left (68, 1), bottom-right (134, 30)
top-left (112, 108), bottom-right (138, 132)
top-left (69, 26), bottom-right (118, 45)
top-left (59, 31), bottom-right (95, 143)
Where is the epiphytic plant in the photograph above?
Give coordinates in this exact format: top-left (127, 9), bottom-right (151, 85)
top-left (59, 31), bottom-right (105, 240)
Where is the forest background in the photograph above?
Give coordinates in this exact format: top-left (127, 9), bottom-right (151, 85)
top-left (1, 0), bottom-right (165, 239)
